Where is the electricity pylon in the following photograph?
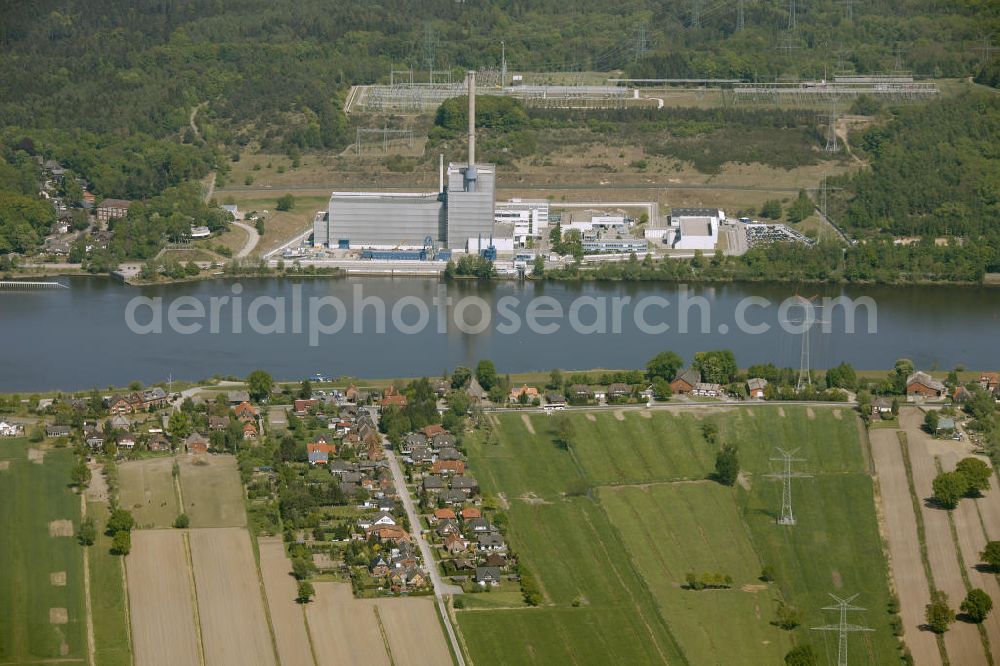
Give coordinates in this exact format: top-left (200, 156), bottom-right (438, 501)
top-left (813, 593), bottom-right (874, 666)
top-left (765, 448), bottom-right (811, 525)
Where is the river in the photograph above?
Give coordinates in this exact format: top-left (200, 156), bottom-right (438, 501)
top-left (1, 276), bottom-right (998, 392)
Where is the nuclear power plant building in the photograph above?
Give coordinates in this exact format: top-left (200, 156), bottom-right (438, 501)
top-left (314, 71), bottom-right (496, 252)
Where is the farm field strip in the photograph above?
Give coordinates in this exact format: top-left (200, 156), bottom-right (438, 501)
top-left (372, 597), bottom-right (453, 666)
top-left (258, 537), bottom-right (316, 666)
top-left (177, 455), bottom-right (246, 528)
top-left (118, 457), bottom-right (179, 529)
top-left (188, 528), bottom-right (276, 666)
top-left (0, 440), bottom-right (86, 665)
top-left (900, 410), bottom-right (989, 665)
top-left (869, 429), bottom-right (941, 665)
top-left (86, 502), bottom-right (133, 666)
top-left (305, 582), bottom-right (390, 666)
top-left (125, 531), bottom-right (201, 666)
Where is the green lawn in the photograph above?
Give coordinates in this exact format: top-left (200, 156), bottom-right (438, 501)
top-left (87, 501), bottom-right (132, 666)
top-left (0, 439), bottom-right (87, 663)
top-left (459, 407), bottom-right (898, 665)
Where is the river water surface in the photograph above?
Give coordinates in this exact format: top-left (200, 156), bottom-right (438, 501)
top-left (1, 276), bottom-right (998, 391)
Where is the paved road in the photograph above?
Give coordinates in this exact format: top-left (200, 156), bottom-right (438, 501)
top-left (482, 398), bottom-right (858, 415)
top-left (231, 220), bottom-right (260, 258)
top-left (218, 181), bottom-right (805, 194)
top-left (384, 448), bottom-right (466, 666)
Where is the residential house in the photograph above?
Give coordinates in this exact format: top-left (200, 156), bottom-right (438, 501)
top-left (671, 368), bottom-right (701, 395)
top-left (242, 422), bottom-right (258, 440)
top-left (110, 414), bottom-right (130, 430)
top-left (369, 555), bottom-right (390, 577)
top-left (432, 432), bottom-right (456, 449)
top-left (186, 432), bottom-right (209, 454)
top-left (307, 442), bottom-right (336, 465)
top-left (442, 533), bottom-right (470, 555)
top-left (147, 433), bottom-right (170, 451)
top-left (466, 517), bottom-right (494, 534)
top-left (979, 372), bottom-right (999, 395)
top-left (937, 417), bottom-right (957, 433)
top-left (906, 371), bottom-right (946, 399)
top-left (293, 398), bottom-right (318, 416)
top-left (435, 519), bottom-right (461, 537)
top-left (545, 392), bottom-right (567, 408)
top-left (96, 198), bottom-right (131, 225)
top-left (568, 384), bottom-right (593, 401)
top-left (432, 379), bottom-right (450, 396)
top-left (208, 416), bottom-right (230, 431)
top-left (438, 447), bottom-right (463, 461)
top-left (118, 435), bottom-right (136, 450)
top-left (422, 424), bottom-right (446, 439)
top-left (0, 421), bottom-right (22, 437)
top-left (873, 397), bottom-right (894, 417)
top-left (367, 525), bottom-right (411, 545)
top-left (607, 382), bottom-right (631, 400)
top-left (432, 508), bottom-right (457, 523)
top-left (380, 386), bottom-right (407, 408)
top-left (345, 384), bottom-right (360, 402)
top-left (466, 377), bottom-right (487, 403)
top-left (402, 433), bottom-right (427, 454)
top-left (372, 511), bottom-right (396, 527)
top-left (693, 382), bottom-right (723, 397)
top-left (431, 460), bottom-right (465, 476)
top-left (85, 430), bottom-right (105, 450)
top-left (45, 424), bottom-right (71, 438)
top-left (440, 489), bottom-right (469, 505)
top-left (422, 475), bottom-right (445, 493)
top-left (234, 401), bottom-right (258, 422)
top-left (459, 507), bottom-right (481, 521)
top-left (747, 378), bottom-right (768, 399)
top-left (227, 391), bottom-right (251, 404)
top-left (450, 476), bottom-right (479, 495)
top-left (953, 386), bottom-right (973, 404)
top-left (475, 566), bottom-right (501, 586)
top-left (510, 384), bottom-right (539, 403)
top-left (389, 566), bottom-right (426, 589)
top-left (107, 394), bottom-right (134, 415)
top-left (477, 533), bottom-right (506, 553)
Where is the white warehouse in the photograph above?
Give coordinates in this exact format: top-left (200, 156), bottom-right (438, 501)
top-left (669, 208), bottom-right (722, 251)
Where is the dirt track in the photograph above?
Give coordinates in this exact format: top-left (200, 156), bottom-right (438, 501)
top-left (869, 428), bottom-right (941, 664)
top-left (126, 531), bottom-right (201, 666)
top-left (899, 409), bottom-right (989, 665)
top-left (259, 537), bottom-right (315, 666)
top-left (189, 528), bottom-right (276, 666)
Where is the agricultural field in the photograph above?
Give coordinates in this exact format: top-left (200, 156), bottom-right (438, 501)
top-left (460, 407), bottom-right (899, 665)
top-left (259, 537), bottom-right (316, 666)
top-left (177, 454), bottom-right (247, 528)
top-left (189, 528), bottom-right (277, 666)
top-left (304, 582), bottom-right (451, 666)
top-left (87, 501), bottom-right (133, 666)
top-left (125, 530), bottom-right (201, 666)
top-left (118, 456), bottom-right (180, 529)
top-left (0, 439), bottom-right (87, 664)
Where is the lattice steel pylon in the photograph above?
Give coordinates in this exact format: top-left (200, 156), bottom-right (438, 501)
top-left (813, 594), bottom-right (874, 666)
top-left (765, 448), bottom-right (811, 525)
top-left (737, 0), bottom-right (746, 32)
top-left (824, 104), bottom-right (839, 152)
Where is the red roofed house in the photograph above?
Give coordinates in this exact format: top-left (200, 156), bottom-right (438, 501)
top-left (234, 401), bottom-right (258, 422)
top-left (433, 508), bottom-right (457, 523)
top-left (186, 432), bottom-right (209, 454)
top-left (380, 386), bottom-right (407, 408)
top-left (431, 460), bottom-right (465, 476)
top-left (293, 398), bottom-right (318, 415)
top-left (308, 442), bottom-right (337, 465)
top-left (509, 384), bottom-right (539, 403)
top-left (242, 422), bottom-right (258, 440)
top-left (460, 507), bottom-right (481, 521)
top-left (422, 424), bottom-right (446, 438)
top-left (906, 371), bottom-right (946, 400)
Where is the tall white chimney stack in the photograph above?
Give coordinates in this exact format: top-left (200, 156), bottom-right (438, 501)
top-left (438, 153), bottom-right (444, 193)
top-left (467, 70), bottom-right (476, 167)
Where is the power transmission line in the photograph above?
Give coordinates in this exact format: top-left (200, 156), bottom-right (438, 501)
top-left (765, 448), bottom-right (811, 526)
top-left (691, 0), bottom-right (701, 28)
top-left (812, 593), bottom-right (875, 666)
top-left (736, 0), bottom-right (746, 32)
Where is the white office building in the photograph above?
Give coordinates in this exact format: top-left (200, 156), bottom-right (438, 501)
top-left (669, 208), bottom-right (722, 251)
top-left (495, 199), bottom-right (548, 246)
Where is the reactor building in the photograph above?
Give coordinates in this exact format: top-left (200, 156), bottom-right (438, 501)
top-left (314, 72), bottom-right (496, 252)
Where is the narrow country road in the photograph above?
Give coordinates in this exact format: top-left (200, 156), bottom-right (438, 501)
top-left (384, 447), bottom-right (467, 666)
top-left (231, 220), bottom-right (260, 258)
